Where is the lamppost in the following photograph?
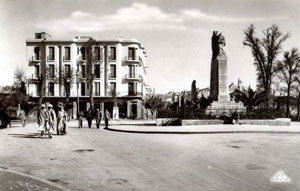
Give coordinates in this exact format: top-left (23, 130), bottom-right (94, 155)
top-left (76, 70), bottom-right (82, 119)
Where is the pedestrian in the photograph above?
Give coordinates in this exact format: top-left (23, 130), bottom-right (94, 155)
top-left (38, 104), bottom-right (46, 132)
top-left (5, 110), bottom-right (11, 128)
top-left (78, 111), bottom-right (84, 128)
top-left (95, 108), bottom-right (102, 129)
top-left (104, 109), bottom-right (110, 129)
top-left (48, 104), bottom-right (56, 134)
top-left (57, 105), bottom-right (67, 135)
top-left (86, 107), bottom-right (94, 128)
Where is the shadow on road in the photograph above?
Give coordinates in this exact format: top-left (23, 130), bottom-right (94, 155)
top-left (8, 133), bottom-right (48, 139)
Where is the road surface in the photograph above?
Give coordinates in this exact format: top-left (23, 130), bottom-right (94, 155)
top-left (0, 120), bottom-right (299, 191)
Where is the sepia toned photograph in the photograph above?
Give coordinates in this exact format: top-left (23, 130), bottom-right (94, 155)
top-left (0, 0), bottom-right (299, 190)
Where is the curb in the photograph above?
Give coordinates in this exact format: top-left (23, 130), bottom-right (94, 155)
top-left (0, 168), bottom-right (72, 191)
top-left (105, 127), bottom-right (300, 134)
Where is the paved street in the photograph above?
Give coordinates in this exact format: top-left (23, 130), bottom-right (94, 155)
top-left (0, 120), bottom-right (299, 191)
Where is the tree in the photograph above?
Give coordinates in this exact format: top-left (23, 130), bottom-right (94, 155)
top-left (86, 37), bottom-right (104, 110)
top-left (13, 67), bottom-right (27, 106)
top-left (243, 24), bottom-right (290, 106)
top-left (144, 95), bottom-right (165, 119)
top-left (232, 87), bottom-right (266, 112)
top-left (200, 95), bottom-right (210, 109)
top-left (191, 80), bottom-right (197, 103)
top-left (59, 66), bottom-right (75, 106)
top-left (275, 48), bottom-right (300, 117)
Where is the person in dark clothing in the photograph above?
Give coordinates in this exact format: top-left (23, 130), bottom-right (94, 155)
top-left (4, 110), bottom-right (11, 128)
top-left (86, 108), bottom-right (94, 128)
top-left (104, 109), bottom-right (110, 129)
top-left (95, 109), bottom-right (102, 129)
top-left (78, 111), bottom-right (84, 128)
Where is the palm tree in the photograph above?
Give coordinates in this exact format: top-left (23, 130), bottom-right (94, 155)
top-left (232, 87), bottom-right (266, 112)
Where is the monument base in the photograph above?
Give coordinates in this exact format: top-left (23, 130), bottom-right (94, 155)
top-left (206, 101), bottom-right (246, 117)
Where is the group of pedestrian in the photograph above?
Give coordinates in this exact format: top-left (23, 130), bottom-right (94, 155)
top-left (38, 103), bottom-right (67, 136)
top-left (78, 108), bottom-right (110, 129)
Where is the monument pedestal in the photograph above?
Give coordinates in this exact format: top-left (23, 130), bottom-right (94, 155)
top-left (206, 100), bottom-right (246, 117)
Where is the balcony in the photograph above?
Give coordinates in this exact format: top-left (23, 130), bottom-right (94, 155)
top-left (124, 56), bottom-right (141, 64)
top-left (78, 55), bottom-right (86, 64)
top-left (109, 74), bottom-right (116, 80)
top-left (28, 56), bottom-right (41, 66)
top-left (47, 56), bottom-right (55, 62)
top-left (124, 74), bottom-right (142, 81)
top-left (128, 91), bottom-right (142, 96)
top-left (63, 56), bottom-right (71, 62)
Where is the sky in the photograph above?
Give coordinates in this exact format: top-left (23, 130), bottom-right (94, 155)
top-left (0, 0), bottom-right (299, 94)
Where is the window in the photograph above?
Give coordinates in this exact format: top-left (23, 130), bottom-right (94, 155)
top-left (65, 65), bottom-right (71, 78)
top-left (80, 47), bottom-right (86, 60)
top-left (34, 47), bottom-right (40, 60)
top-left (95, 82), bottom-right (100, 96)
top-left (95, 64), bottom-right (100, 78)
top-left (49, 65), bottom-right (55, 78)
top-left (49, 47), bottom-right (55, 61)
top-left (95, 47), bottom-right (101, 60)
top-left (128, 82), bottom-right (137, 95)
top-left (110, 47), bottom-right (116, 60)
top-left (48, 83), bottom-right (54, 96)
top-left (35, 65), bottom-right (39, 78)
top-left (110, 65), bottom-right (116, 78)
top-left (110, 82), bottom-right (116, 95)
top-left (81, 82), bottom-right (85, 96)
top-left (81, 65), bottom-right (86, 78)
top-left (128, 47), bottom-right (135, 60)
top-left (129, 65), bottom-right (136, 78)
top-left (64, 47), bottom-right (71, 60)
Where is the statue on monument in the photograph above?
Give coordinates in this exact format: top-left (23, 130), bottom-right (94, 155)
top-left (211, 31), bottom-right (226, 59)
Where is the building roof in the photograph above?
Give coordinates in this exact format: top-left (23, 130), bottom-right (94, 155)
top-left (26, 37), bottom-right (142, 46)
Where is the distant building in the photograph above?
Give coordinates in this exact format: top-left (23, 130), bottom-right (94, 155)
top-left (198, 87), bottom-right (210, 99)
top-left (26, 32), bottom-right (150, 119)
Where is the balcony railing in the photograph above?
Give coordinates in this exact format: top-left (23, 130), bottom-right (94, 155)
top-left (63, 56), bottom-right (71, 62)
top-left (124, 74), bottom-right (142, 81)
top-left (124, 56), bottom-right (141, 63)
top-left (78, 55), bottom-right (86, 63)
top-left (47, 56), bottom-right (55, 62)
top-left (29, 56), bottom-right (41, 65)
top-left (128, 91), bottom-right (142, 96)
top-left (109, 74), bottom-right (116, 79)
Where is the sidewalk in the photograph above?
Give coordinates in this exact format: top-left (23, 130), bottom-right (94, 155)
top-left (0, 169), bottom-right (71, 191)
top-left (106, 124), bottom-right (300, 134)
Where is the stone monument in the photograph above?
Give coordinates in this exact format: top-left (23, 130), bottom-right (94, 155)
top-left (206, 31), bottom-right (246, 116)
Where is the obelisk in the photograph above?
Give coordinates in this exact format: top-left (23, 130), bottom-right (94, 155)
top-left (209, 31), bottom-right (230, 102)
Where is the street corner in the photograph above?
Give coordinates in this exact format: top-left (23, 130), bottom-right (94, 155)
top-left (0, 169), bottom-right (71, 191)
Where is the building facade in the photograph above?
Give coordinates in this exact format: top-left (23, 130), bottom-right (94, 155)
top-left (26, 32), bottom-right (149, 119)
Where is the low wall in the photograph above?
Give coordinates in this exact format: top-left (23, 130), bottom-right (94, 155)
top-left (182, 119), bottom-right (223, 126)
top-left (157, 118), bottom-right (291, 126)
top-left (239, 118), bottom-right (291, 126)
top-left (156, 118), bottom-right (170, 126)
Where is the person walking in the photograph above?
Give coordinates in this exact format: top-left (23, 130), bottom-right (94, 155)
top-left (95, 108), bottom-right (102, 129)
top-left (57, 105), bottom-right (67, 135)
top-left (5, 110), bottom-right (11, 128)
top-left (86, 108), bottom-right (94, 128)
top-left (38, 104), bottom-right (46, 132)
top-left (78, 111), bottom-right (84, 128)
top-left (48, 104), bottom-right (56, 134)
top-left (104, 109), bottom-right (110, 129)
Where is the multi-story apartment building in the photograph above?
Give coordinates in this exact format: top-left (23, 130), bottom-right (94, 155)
top-left (26, 32), bottom-right (149, 119)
